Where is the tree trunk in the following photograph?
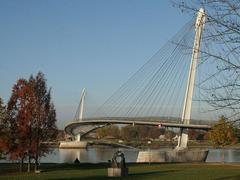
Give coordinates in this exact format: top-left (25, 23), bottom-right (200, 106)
top-left (35, 107), bottom-right (40, 172)
top-left (34, 153), bottom-right (39, 172)
top-left (19, 158), bottom-right (24, 173)
top-left (221, 147), bottom-right (225, 164)
top-left (27, 156), bottom-right (31, 172)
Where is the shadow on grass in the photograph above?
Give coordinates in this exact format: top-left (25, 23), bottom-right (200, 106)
top-left (48, 170), bottom-right (180, 180)
top-left (215, 174), bottom-right (240, 180)
top-left (129, 169), bottom-right (179, 177)
top-left (48, 177), bottom-right (108, 180)
top-left (41, 163), bottom-right (110, 172)
top-left (41, 163), bottom-right (168, 172)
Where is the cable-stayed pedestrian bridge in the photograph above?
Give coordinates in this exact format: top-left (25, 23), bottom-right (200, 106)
top-left (63, 8), bottom-right (239, 151)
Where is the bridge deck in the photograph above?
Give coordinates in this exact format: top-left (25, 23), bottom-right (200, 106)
top-left (65, 119), bottom-right (211, 136)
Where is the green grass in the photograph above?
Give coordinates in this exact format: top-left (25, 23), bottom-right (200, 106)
top-left (0, 163), bottom-right (240, 180)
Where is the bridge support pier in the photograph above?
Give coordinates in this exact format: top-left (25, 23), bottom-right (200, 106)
top-left (76, 134), bottom-right (81, 142)
top-left (176, 129), bottom-right (188, 150)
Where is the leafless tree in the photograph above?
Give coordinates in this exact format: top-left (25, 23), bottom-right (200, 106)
top-left (173, 0), bottom-right (240, 121)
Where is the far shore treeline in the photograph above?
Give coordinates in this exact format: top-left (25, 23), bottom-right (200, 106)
top-left (0, 72), bottom-right (57, 172)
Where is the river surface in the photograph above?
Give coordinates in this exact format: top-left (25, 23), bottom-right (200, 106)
top-left (1, 148), bottom-right (239, 163)
top-left (37, 148), bottom-right (240, 163)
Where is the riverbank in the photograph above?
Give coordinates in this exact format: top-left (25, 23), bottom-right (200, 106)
top-left (49, 140), bottom-right (240, 150)
top-left (0, 163), bottom-right (240, 179)
top-left (89, 140), bottom-right (240, 149)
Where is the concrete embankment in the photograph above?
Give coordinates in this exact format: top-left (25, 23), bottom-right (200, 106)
top-left (137, 149), bottom-right (209, 163)
top-left (59, 141), bottom-right (88, 149)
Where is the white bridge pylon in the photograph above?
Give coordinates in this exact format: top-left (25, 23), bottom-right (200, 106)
top-left (177, 8), bottom-right (206, 150)
top-left (76, 88), bottom-right (86, 142)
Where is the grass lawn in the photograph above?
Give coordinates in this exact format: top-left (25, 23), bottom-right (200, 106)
top-left (0, 163), bottom-right (240, 179)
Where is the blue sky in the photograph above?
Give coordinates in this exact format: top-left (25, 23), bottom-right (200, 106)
top-left (0, 0), bottom-right (190, 129)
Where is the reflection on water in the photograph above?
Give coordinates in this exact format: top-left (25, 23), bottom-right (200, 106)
top-left (38, 148), bottom-right (240, 164)
top-left (39, 148), bottom-right (138, 163)
top-left (56, 148), bottom-right (138, 163)
top-left (206, 149), bottom-right (240, 163)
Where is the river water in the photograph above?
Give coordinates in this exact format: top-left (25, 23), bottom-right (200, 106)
top-left (37, 148), bottom-right (240, 163)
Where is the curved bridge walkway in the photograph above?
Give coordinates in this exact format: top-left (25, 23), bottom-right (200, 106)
top-left (65, 118), bottom-right (211, 138)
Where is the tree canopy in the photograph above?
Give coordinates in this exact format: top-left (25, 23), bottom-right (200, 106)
top-left (5, 72), bottom-right (57, 172)
top-left (0, 98), bottom-right (6, 124)
top-left (209, 116), bottom-right (237, 148)
top-left (0, 97), bottom-right (7, 159)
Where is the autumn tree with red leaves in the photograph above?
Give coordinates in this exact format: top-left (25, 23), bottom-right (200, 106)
top-left (0, 97), bottom-right (8, 159)
top-left (6, 79), bottom-right (35, 172)
top-left (31, 72), bottom-right (57, 171)
top-left (0, 97), bottom-right (6, 124)
top-left (6, 72), bottom-right (57, 172)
